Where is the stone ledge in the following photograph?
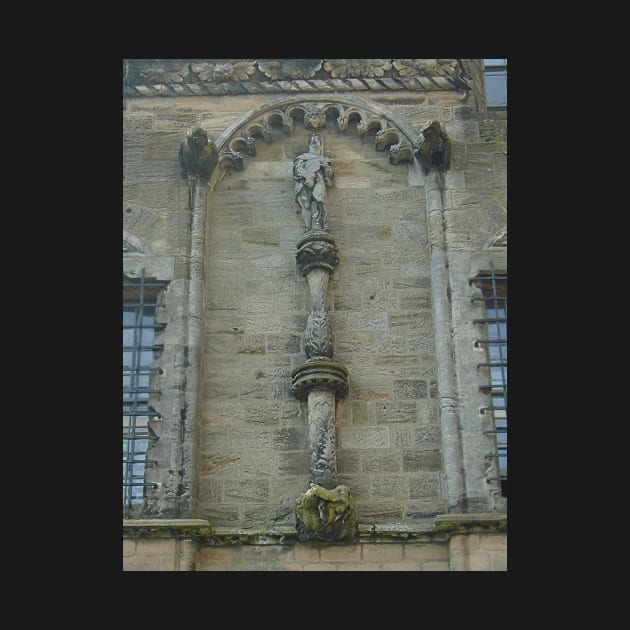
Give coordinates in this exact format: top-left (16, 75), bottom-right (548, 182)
top-left (123, 519), bottom-right (214, 541)
top-left (123, 514), bottom-right (506, 543)
top-left (433, 512), bottom-right (507, 533)
top-left (123, 519), bottom-right (211, 528)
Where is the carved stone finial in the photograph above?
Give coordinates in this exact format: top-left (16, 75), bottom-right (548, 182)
top-left (416, 120), bottom-right (451, 174)
top-left (178, 127), bottom-right (218, 181)
top-left (295, 482), bottom-right (357, 542)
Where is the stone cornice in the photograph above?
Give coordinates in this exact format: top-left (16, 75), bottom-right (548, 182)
top-left (123, 59), bottom-right (472, 97)
top-left (122, 513), bottom-right (506, 543)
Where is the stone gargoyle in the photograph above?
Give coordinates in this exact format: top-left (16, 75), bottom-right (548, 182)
top-left (416, 120), bottom-right (451, 174)
top-left (178, 126), bottom-right (218, 181)
top-left (295, 482), bottom-right (357, 542)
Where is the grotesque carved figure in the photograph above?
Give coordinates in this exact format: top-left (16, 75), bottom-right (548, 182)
top-left (241, 134), bottom-right (257, 156)
top-left (295, 483), bottom-right (356, 542)
top-left (178, 127), bottom-right (218, 181)
top-left (388, 142), bottom-right (415, 164)
top-left (303, 103), bottom-right (327, 129)
top-left (293, 135), bottom-right (334, 233)
top-left (416, 120), bottom-right (451, 174)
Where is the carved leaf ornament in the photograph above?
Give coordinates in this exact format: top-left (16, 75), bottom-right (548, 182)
top-left (191, 60), bottom-right (257, 82)
top-left (127, 58), bottom-right (463, 86)
top-left (257, 59), bottom-right (322, 80)
top-left (393, 58), bottom-right (459, 77)
top-left (323, 59), bottom-right (392, 78)
top-left (305, 308), bottom-right (334, 359)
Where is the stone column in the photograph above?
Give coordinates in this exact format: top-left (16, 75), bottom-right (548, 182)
top-left (291, 229), bottom-right (355, 542)
top-left (292, 233), bottom-right (347, 486)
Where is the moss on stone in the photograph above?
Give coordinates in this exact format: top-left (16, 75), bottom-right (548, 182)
top-left (295, 483), bottom-right (357, 542)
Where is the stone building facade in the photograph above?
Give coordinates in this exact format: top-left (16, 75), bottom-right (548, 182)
top-left (122, 59), bottom-right (507, 571)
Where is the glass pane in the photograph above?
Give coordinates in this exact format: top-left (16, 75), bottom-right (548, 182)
top-left (489, 344), bottom-right (506, 361)
top-left (491, 366), bottom-right (507, 386)
top-left (142, 307), bottom-right (156, 325)
top-left (498, 455), bottom-right (507, 477)
top-left (140, 350), bottom-right (153, 366)
top-left (123, 350), bottom-right (133, 367)
top-left (488, 322), bottom-right (506, 340)
top-left (123, 308), bottom-right (137, 326)
top-left (123, 328), bottom-right (136, 346)
top-left (140, 327), bottom-right (154, 345)
top-left (134, 415), bottom-right (149, 428)
top-left (485, 72), bottom-right (507, 106)
top-left (484, 59), bottom-right (507, 67)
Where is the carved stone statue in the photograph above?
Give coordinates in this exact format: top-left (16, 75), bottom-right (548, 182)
top-left (293, 135), bottom-right (334, 233)
top-left (416, 120), bottom-right (451, 174)
top-left (178, 127), bottom-right (218, 181)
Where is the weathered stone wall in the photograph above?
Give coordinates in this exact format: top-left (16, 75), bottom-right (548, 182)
top-left (123, 59), bottom-right (507, 570)
top-left (445, 109), bottom-right (507, 512)
top-left (122, 519), bottom-right (507, 571)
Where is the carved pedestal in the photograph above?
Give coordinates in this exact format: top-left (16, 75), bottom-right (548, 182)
top-left (292, 230), bottom-right (356, 542)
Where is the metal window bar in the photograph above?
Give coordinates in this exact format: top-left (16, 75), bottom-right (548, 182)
top-left (122, 269), bottom-right (166, 507)
top-left (470, 261), bottom-right (507, 490)
top-left (473, 339), bottom-right (507, 345)
top-left (123, 409), bottom-right (161, 418)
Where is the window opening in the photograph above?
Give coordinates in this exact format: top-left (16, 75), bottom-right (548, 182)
top-left (471, 261), bottom-right (507, 497)
top-left (123, 268), bottom-right (167, 507)
top-left (484, 58), bottom-right (507, 110)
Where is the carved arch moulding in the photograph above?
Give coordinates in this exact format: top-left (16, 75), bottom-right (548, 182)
top-left (178, 95), bottom-right (448, 182)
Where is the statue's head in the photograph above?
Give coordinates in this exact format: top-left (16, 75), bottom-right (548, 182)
top-left (421, 120), bottom-right (441, 141)
top-left (308, 134), bottom-right (322, 155)
top-left (187, 127), bottom-right (209, 148)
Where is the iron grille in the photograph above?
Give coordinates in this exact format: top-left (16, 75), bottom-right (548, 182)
top-left (122, 269), bottom-right (166, 507)
top-left (470, 261), bottom-right (507, 496)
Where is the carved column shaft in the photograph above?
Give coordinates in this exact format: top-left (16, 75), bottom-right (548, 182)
top-left (307, 388), bottom-right (337, 488)
top-left (306, 268), bottom-right (328, 310)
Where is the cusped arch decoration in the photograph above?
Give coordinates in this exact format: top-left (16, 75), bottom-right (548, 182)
top-left (205, 93), bottom-right (432, 184)
top-left (484, 228), bottom-right (507, 250)
top-left (123, 229), bottom-right (147, 254)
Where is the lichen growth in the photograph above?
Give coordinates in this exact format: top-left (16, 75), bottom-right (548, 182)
top-left (295, 483), bottom-right (357, 542)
